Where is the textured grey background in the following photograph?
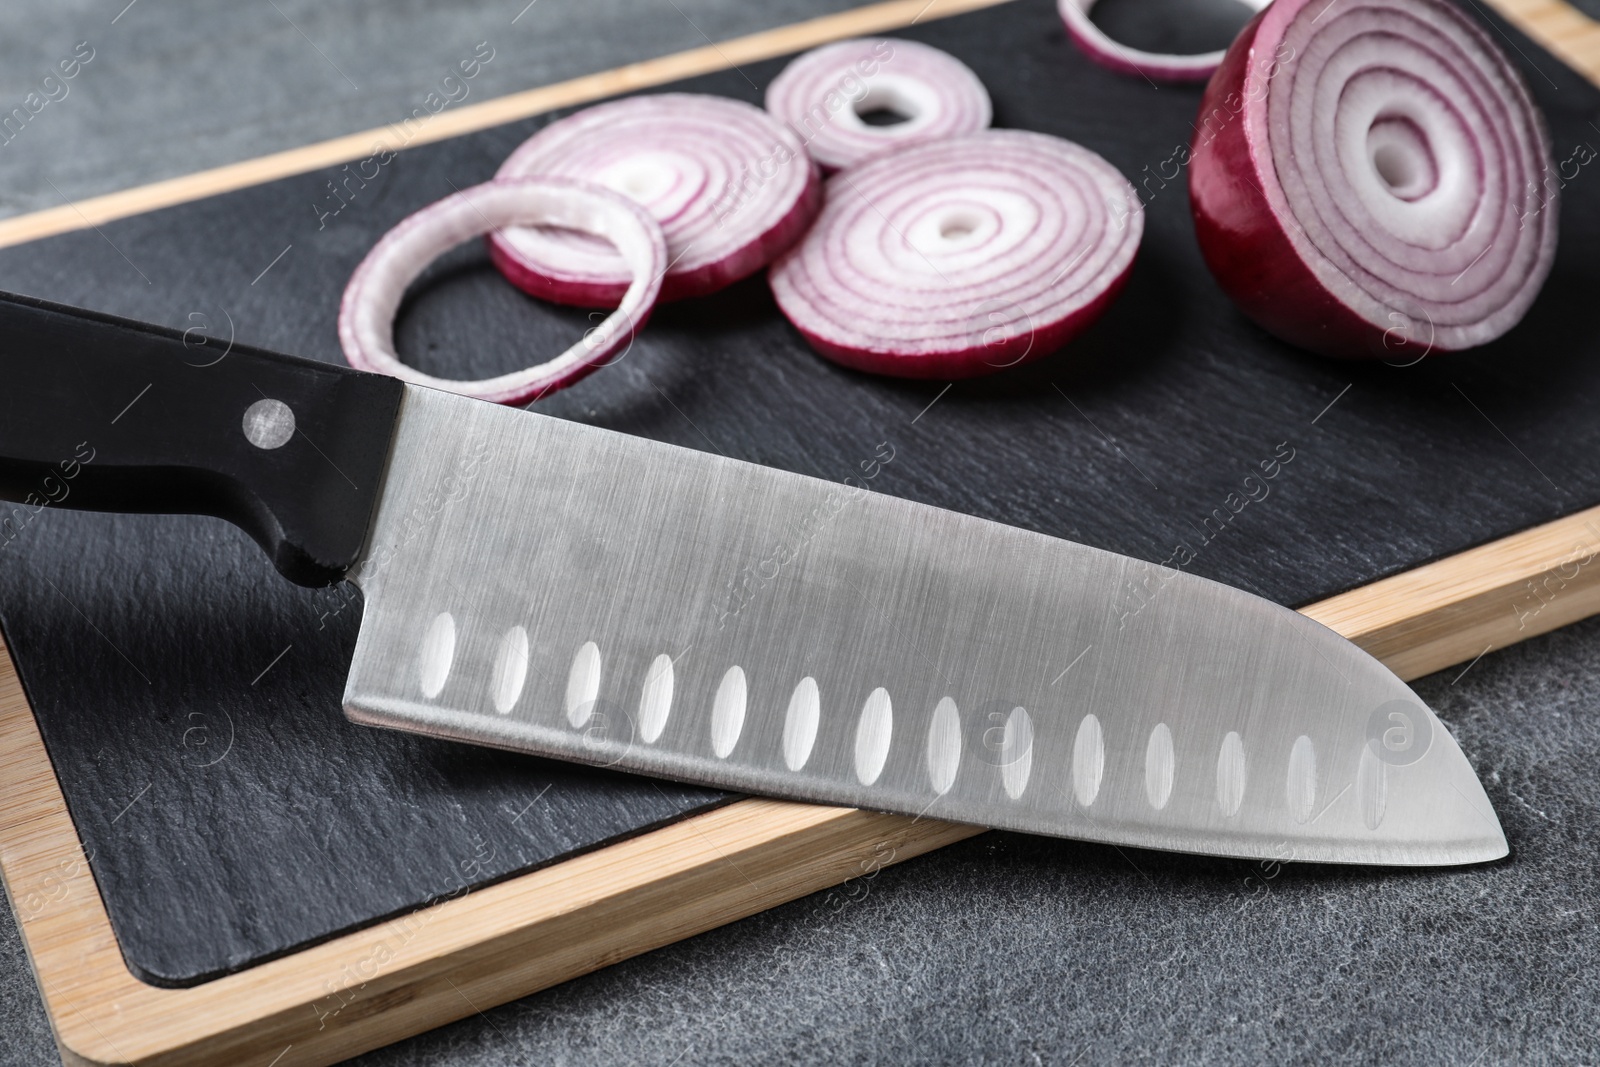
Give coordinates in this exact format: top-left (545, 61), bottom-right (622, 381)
top-left (0, 0), bottom-right (867, 219)
top-left (0, 0), bottom-right (1595, 1065)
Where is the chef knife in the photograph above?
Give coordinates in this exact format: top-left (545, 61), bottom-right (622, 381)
top-left (0, 291), bottom-right (1507, 867)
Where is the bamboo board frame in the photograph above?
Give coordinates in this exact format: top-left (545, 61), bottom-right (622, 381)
top-left (2, 0), bottom-right (1598, 1062)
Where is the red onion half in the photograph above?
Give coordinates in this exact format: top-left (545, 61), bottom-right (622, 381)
top-left (340, 178), bottom-right (667, 404)
top-left (1189, 0), bottom-right (1558, 358)
top-left (488, 93), bottom-right (820, 306)
top-left (770, 129), bottom-right (1143, 379)
top-left (764, 38), bottom-right (992, 171)
top-left (1059, 0), bottom-right (1270, 83)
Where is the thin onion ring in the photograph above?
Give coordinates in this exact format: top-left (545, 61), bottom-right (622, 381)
top-left (339, 178), bottom-right (666, 404)
top-left (1058, 0), bottom-right (1272, 83)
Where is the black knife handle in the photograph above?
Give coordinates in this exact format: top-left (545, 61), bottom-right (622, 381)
top-left (0, 290), bottom-right (404, 586)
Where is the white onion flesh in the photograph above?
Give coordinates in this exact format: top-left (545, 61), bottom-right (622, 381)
top-left (339, 178), bottom-right (666, 404)
top-left (764, 37), bottom-right (992, 171)
top-left (488, 93), bottom-right (819, 305)
top-left (770, 129), bottom-right (1143, 378)
top-left (1274, 0), bottom-right (1553, 343)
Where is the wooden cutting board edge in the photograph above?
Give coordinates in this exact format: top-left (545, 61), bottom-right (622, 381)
top-left (1, 0), bottom-right (1597, 1062)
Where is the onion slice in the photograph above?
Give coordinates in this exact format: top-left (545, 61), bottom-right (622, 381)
top-left (769, 129), bottom-right (1143, 379)
top-left (339, 178), bottom-right (667, 404)
top-left (1059, 0), bottom-right (1270, 83)
top-left (1189, 0), bottom-right (1558, 358)
top-left (488, 93), bottom-right (820, 306)
top-left (764, 38), bottom-right (992, 171)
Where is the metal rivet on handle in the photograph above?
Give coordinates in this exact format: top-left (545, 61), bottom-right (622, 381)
top-left (926, 697), bottom-right (961, 795)
top-left (418, 611), bottom-right (455, 699)
top-left (711, 666), bottom-right (748, 759)
top-left (565, 641), bottom-right (601, 728)
top-left (854, 688), bottom-right (893, 785)
top-left (638, 653), bottom-right (674, 743)
top-left (242, 398), bottom-right (296, 449)
top-left (490, 625), bottom-right (529, 714)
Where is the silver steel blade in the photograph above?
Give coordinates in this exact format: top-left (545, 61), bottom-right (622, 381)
top-left (343, 385), bottom-right (1507, 867)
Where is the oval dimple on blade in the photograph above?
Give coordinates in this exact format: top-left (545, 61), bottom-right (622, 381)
top-left (419, 611), bottom-right (456, 700)
top-left (926, 697), bottom-right (961, 795)
top-left (490, 624), bottom-right (529, 714)
top-left (1359, 746), bottom-right (1388, 831)
top-left (638, 653), bottom-right (674, 743)
top-left (1217, 732), bottom-right (1247, 818)
top-left (1144, 723), bottom-right (1175, 811)
top-left (711, 666), bottom-right (748, 758)
top-left (854, 688), bottom-right (892, 786)
top-left (999, 706), bottom-right (1033, 800)
top-left (1287, 735), bottom-right (1318, 824)
top-left (782, 677), bottom-right (821, 772)
top-left (564, 640), bottom-right (600, 728)
top-left (1072, 714), bottom-right (1105, 808)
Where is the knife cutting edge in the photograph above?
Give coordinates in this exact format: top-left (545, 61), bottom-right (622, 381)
top-left (0, 291), bottom-right (1507, 867)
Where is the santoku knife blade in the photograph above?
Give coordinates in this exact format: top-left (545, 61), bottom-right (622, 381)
top-left (0, 292), bottom-right (1508, 867)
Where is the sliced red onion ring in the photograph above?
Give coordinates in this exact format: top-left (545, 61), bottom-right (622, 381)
top-left (1189, 0), bottom-right (1558, 358)
top-left (764, 37), bottom-right (992, 171)
top-left (769, 130), bottom-right (1143, 379)
top-left (340, 178), bottom-right (666, 404)
top-left (1059, 0), bottom-right (1271, 83)
top-left (488, 93), bottom-right (820, 306)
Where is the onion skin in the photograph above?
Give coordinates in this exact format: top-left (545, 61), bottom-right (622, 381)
top-left (1189, 11), bottom-right (1380, 358)
top-left (1189, 0), bottom-right (1557, 359)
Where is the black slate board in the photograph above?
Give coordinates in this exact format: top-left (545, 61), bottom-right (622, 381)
top-left (1, 0), bottom-right (1598, 988)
